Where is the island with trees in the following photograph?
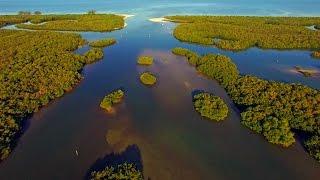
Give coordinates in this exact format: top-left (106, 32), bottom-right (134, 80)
top-left (166, 16), bottom-right (320, 56)
top-left (100, 89), bottom-right (125, 112)
top-left (137, 56), bottom-right (154, 66)
top-left (193, 93), bottom-right (228, 122)
top-left (89, 38), bottom-right (117, 48)
top-left (0, 14), bottom-right (125, 32)
top-left (172, 47), bottom-right (320, 161)
top-left (140, 72), bottom-right (157, 86)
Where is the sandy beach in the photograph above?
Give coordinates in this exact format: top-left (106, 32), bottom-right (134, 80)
top-left (149, 17), bottom-right (169, 23)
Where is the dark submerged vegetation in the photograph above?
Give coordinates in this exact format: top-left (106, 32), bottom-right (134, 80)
top-left (89, 38), bottom-right (117, 48)
top-left (172, 47), bottom-right (320, 159)
top-left (140, 72), bottom-right (157, 86)
top-left (294, 66), bottom-right (316, 77)
top-left (193, 93), bottom-right (228, 121)
top-left (166, 16), bottom-right (320, 51)
top-left (137, 56), bottom-right (154, 66)
top-left (0, 29), bottom-right (88, 160)
top-left (100, 90), bottom-right (125, 112)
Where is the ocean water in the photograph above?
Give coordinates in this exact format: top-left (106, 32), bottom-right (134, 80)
top-left (1, 0), bottom-right (320, 17)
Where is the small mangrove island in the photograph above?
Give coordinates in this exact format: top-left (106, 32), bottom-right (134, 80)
top-left (137, 56), bottom-right (154, 66)
top-left (140, 72), bottom-right (157, 86)
top-left (193, 93), bottom-right (228, 122)
top-left (172, 47), bottom-right (320, 159)
top-left (100, 89), bottom-right (125, 112)
top-left (89, 38), bottom-right (117, 48)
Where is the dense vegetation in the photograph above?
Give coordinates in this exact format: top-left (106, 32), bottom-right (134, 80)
top-left (0, 14), bottom-right (124, 32)
top-left (172, 47), bottom-right (201, 66)
top-left (0, 29), bottom-right (89, 160)
top-left (166, 16), bottom-right (320, 51)
top-left (305, 135), bottom-right (320, 162)
top-left (89, 38), bottom-right (117, 48)
top-left (172, 47), bottom-right (320, 159)
top-left (0, 12), bottom-right (122, 160)
top-left (137, 56), bottom-right (154, 66)
top-left (90, 163), bottom-right (143, 180)
top-left (83, 48), bottom-right (104, 64)
top-left (100, 90), bottom-right (125, 112)
top-left (172, 47), bottom-right (239, 87)
top-left (140, 72), bottom-right (157, 86)
top-left (193, 93), bottom-right (228, 121)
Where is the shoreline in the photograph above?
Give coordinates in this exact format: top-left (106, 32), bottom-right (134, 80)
top-left (115, 14), bottom-right (135, 20)
top-left (149, 17), bottom-right (169, 23)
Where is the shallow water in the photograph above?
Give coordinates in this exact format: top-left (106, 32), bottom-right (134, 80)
top-left (0, 1), bottom-right (320, 180)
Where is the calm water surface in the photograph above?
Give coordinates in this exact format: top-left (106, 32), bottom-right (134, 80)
top-left (0, 1), bottom-right (320, 179)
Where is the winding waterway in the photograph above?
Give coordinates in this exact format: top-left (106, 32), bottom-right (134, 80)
top-left (1, 1), bottom-right (320, 179)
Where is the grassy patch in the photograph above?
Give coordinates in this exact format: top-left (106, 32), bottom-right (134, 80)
top-left (140, 72), bottom-right (157, 85)
top-left (89, 38), bottom-right (117, 48)
top-left (100, 90), bottom-right (125, 112)
top-left (193, 93), bottom-right (228, 121)
top-left (137, 56), bottom-right (154, 66)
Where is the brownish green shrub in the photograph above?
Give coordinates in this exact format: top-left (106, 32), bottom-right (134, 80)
top-left (193, 93), bottom-right (228, 121)
top-left (140, 72), bottom-right (157, 85)
top-left (137, 56), bottom-right (153, 65)
top-left (100, 90), bottom-right (125, 112)
top-left (84, 48), bottom-right (104, 64)
top-left (89, 38), bottom-right (116, 47)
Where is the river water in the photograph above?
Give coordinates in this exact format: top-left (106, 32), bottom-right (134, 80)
top-left (0, 1), bottom-right (320, 179)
